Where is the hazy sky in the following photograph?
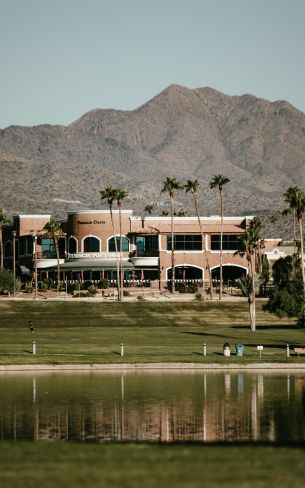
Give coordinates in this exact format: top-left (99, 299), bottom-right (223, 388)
top-left (1, 0), bottom-right (304, 128)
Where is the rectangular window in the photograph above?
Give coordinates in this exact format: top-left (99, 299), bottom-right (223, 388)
top-left (136, 235), bottom-right (158, 252)
top-left (211, 234), bottom-right (241, 251)
top-left (167, 235), bottom-right (202, 251)
top-left (39, 238), bottom-right (56, 258)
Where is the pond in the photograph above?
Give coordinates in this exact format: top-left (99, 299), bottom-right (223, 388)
top-left (0, 371), bottom-right (304, 443)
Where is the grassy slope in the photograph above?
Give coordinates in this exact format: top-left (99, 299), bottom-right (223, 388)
top-left (0, 300), bottom-right (304, 364)
top-left (0, 442), bottom-right (305, 488)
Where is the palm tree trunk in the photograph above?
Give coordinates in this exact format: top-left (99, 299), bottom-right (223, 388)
top-left (249, 258), bottom-right (256, 331)
top-left (110, 207), bottom-right (120, 301)
top-left (118, 204), bottom-right (124, 301)
top-left (219, 189), bottom-right (224, 300)
top-left (0, 225), bottom-right (3, 271)
top-left (193, 193), bottom-right (213, 299)
top-left (55, 238), bottom-right (60, 292)
top-left (299, 217), bottom-right (305, 291)
top-left (170, 195), bottom-right (175, 293)
top-left (293, 209), bottom-right (296, 251)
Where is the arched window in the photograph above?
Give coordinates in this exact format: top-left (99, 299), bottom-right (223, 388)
top-left (108, 236), bottom-right (129, 252)
top-left (4, 241), bottom-right (12, 257)
top-left (68, 237), bottom-right (77, 254)
top-left (83, 236), bottom-right (100, 253)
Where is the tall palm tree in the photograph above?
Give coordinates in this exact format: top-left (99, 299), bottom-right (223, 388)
top-left (268, 213), bottom-right (278, 236)
top-left (209, 174), bottom-right (230, 300)
top-left (161, 177), bottom-right (183, 293)
top-left (116, 189), bottom-right (129, 301)
top-left (283, 187), bottom-right (305, 290)
top-left (144, 204), bottom-right (154, 215)
top-left (0, 209), bottom-right (10, 271)
top-left (101, 186), bottom-right (121, 301)
top-left (283, 186), bottom-right (299, 249)
top-left (43, 219), bottom-right (65, 292)
top-left (185, 179), bottom-right (213, 299)
top-left (235, 217), bottom-right (263, 331)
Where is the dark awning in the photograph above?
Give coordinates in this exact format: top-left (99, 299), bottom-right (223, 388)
top-left (18, 265), bottom-right (31, 275)
top-left (55, 259), bottom-right (134, 271)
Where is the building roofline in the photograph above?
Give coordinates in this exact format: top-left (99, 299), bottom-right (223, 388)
top-left (130, 215), bottom-right (254, 221)
top-left (67, 210), bottom-right (133, 215)
top-left (13, 214), bottom-right (52, 219)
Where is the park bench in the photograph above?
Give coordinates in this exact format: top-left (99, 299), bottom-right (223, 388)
top-left (294, 348), bottom-right (305, 356)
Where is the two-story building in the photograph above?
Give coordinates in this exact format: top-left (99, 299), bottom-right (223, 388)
top-left (2, 209), bottom-right (254, 289)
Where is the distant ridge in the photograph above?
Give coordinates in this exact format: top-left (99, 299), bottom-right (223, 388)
top-left (1, 84), bottom-right (305, 237)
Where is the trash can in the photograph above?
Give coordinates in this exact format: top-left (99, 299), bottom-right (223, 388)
top-left (235, 344), bottom-right (244, 357)
top-left (223, 343), bottom-right (231, 357)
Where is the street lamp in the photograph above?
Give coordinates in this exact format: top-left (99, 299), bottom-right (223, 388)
top-left (31, 231), bottom-right (38, 299)
top-left (12, 230), bottom-right (17, 298)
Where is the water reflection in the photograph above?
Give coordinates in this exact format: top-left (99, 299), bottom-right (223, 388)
top-left (0, 372), bottom-right (305, 443)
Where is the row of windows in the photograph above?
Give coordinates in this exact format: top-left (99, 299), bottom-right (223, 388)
top-left (68, 236), bottom-right (130, 253)
top-left (68, 234), bottom-right (241, 253)
top-left (4, 234), bottom-right (241, 257)
top-left (210, 235), bottom-right (241, 251)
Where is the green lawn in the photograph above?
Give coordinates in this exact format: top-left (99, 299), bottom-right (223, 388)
top-left (0, 442), bottom-right (304, 488)
top-left (0, 300), bottom-right (304, 364)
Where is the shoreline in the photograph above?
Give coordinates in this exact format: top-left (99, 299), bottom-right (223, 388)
top-left (1, 362), bottom-right (305, 373)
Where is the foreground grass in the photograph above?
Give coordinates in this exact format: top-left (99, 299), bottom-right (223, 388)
top-left (0, 442), bottom-right (305, 488)
top-left (0, 300), bottom-right (304, 364)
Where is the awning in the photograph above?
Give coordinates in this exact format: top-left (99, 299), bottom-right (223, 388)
top-left (55, 259), bottom-right (134, 271)
top-left (18, 265), bottom-right (31, 275)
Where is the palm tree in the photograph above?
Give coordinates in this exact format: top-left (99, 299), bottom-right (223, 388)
top-left (283, 187), bottom-right (305, 290)
top-left (283, 186), bottom-right (299, 249)
top-left (185, 179), bottom-right (213, 299)
top-left (209, 174), bottom-right (230, 300)
top-left (175, 209), bottom-right (187, 217)
top-left (268, 213), bottom-right (278, 236)
top-left (161, 177), bottom-right (183, 293)
top-left (116, 189), bottom-right (129, 301)
top-left (0, 209), bottom-right (10, 271)
top-left (43, 219), bottom-right (65, 292)
top-left (144, 204), bottom-right (154, 215)
top-left (235, 217), bottom-right (263, 331)
top-left (101, 186), bottom-right (121, 301)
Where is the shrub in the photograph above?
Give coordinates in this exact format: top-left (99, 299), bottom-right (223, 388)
top-left (98, 279), bottom-right (110, 289)
top-left (24, 281), bottom-right (33, 293)
top-left (195, 292), bottom-right (203, 301)
top-left (87, 285), bottom-right (97, 296)
top-left (40, 283), bottom-right (48, 292)
top-left (123, 290), bottom-right (130, 297)
top-left (0, 270), bottom-right (14, 294)
top-left (137, 294), bottom-right (144, 301)
top-left (42, 277), bottom-right (54, 289)
top-left (177, 282), bottom-right (198, 294)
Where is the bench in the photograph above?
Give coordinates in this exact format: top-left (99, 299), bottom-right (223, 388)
top-left (294, 348), bottom-right (305, 356)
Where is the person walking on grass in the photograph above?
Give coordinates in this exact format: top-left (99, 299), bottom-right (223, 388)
top-left (28, 320), bottom-right (34, 333)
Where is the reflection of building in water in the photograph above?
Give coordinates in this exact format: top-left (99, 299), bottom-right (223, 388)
top-left (0, 373), bottom-right (304, 443)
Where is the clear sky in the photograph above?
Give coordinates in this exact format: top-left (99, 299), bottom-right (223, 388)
top-left (0, 0), bottom-right (304, 128)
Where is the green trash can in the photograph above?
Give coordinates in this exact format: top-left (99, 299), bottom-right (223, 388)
top-left (235, 344), bottom-right (244, 357)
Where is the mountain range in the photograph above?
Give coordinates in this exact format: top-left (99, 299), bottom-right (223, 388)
top-left (1, 84), bottom-right (305, 236)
